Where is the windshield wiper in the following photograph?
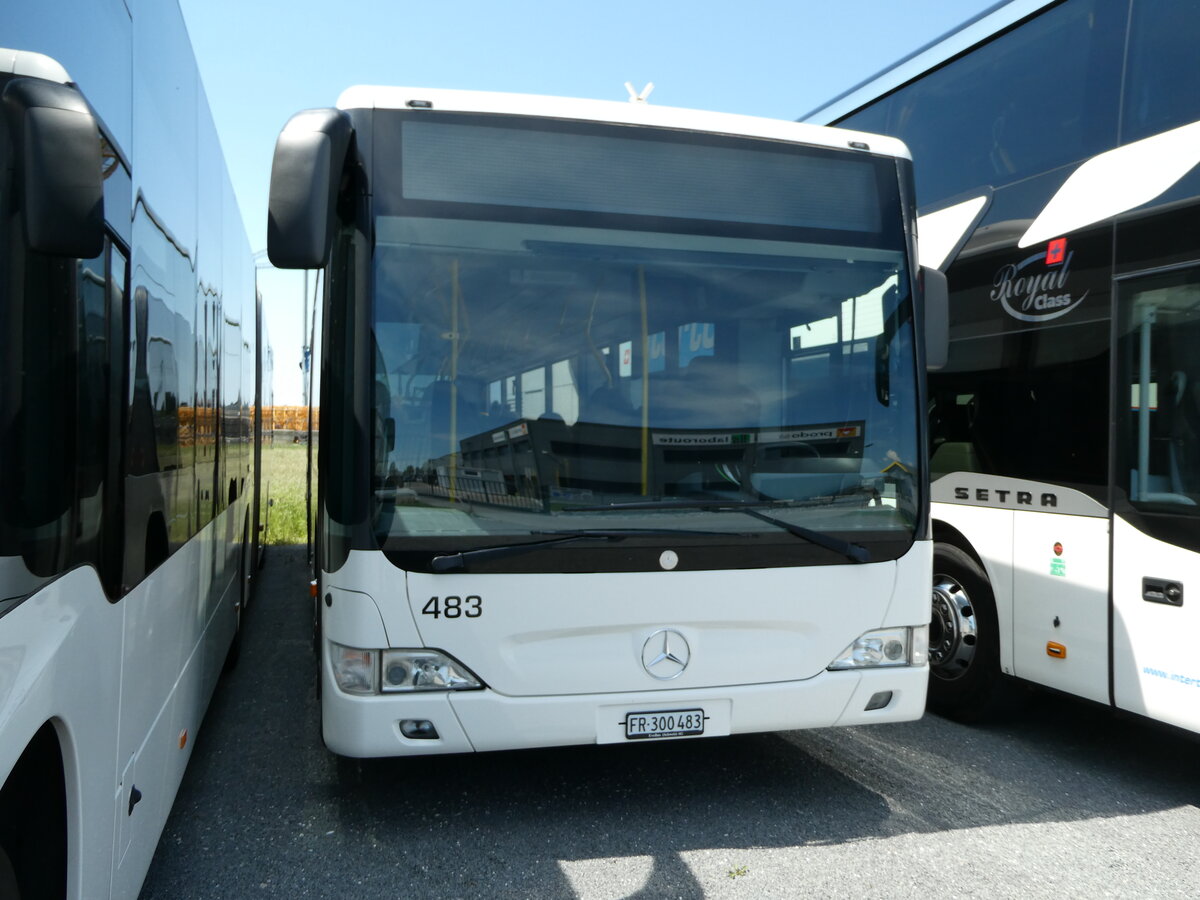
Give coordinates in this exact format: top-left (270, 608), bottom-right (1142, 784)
top-left (577, 499), bottom-right (871, 564)
top-left (430, 528), bottom-right (737, 573)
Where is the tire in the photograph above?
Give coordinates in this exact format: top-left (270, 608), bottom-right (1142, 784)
top-left (928, 543), bottom-right (1006, 722)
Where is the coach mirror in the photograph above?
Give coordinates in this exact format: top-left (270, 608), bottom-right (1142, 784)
top-left (267, 107), bottom-right (354, 269)
top-left (921, 266), bottom-right (949, 371)
top-left (2, 77), bottom-right (104, 258)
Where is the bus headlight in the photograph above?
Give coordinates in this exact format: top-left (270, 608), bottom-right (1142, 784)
top-left (828, 625), bottom-right (929, 670)
top-left (380, 650), bottom-right (481, 692)
top-left (331, 644), bottom-right (377, 694)
top-left (330, 645), bottom-right (483, 694)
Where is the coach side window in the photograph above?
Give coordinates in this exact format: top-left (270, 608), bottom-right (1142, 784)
top-left (843, 0), bottom-right (1125, 204)
top-left (1122, 0), bottom-right (1200, 143)
top-left (1119, 270), bottom-right (1200, 513)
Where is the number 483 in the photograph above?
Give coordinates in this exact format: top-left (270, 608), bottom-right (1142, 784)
top-left (422, 595), bottom-right (483, 619)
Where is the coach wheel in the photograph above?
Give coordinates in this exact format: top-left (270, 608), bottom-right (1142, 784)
top-left (930, 571), bottom-right (979, 677)
top-left (928, 543), bottom-right (1004, 722)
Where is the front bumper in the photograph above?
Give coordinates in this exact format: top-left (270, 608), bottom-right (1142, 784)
top-left (320, 663), bottom-right (928, 757)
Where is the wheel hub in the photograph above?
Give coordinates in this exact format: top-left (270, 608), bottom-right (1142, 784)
top-left (930, 574), bottom-right (978, 680)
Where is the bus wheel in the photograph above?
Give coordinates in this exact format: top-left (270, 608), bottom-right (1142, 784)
top-left (929, 543), bottom-right (1003, 722)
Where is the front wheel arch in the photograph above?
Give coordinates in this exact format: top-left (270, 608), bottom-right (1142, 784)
top-left (0, 723), bottom-right (68, 900)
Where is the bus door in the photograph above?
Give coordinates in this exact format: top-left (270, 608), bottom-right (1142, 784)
top-left (1112, 267), bottom-right (1200, 732)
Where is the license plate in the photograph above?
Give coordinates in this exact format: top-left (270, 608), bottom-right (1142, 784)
top-left (623, 708), bottom-right (706, 740)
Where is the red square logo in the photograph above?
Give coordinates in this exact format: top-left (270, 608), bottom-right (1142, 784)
top-left (1046, 238), bottom-right (1067, 265)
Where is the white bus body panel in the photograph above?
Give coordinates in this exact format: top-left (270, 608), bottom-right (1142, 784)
top-left (0, 567), bottom-right (122, 899)
top-left (1112, 515), bottom-right (1200, 733)
top-left (940, 499), bottom-right (1200, 729)
top-left (403, 565), bottom-right (899, 695)
top-left (320, 541), bottom-right (931, 757)
top-left (1009, 510), bottom-right (1109, 704)
top-left (110, 506), bottom-right (242, 899)
top-left (0, 509), bottom-right (243, 900)
top-left (932, 476), bottom-right (1111, 703)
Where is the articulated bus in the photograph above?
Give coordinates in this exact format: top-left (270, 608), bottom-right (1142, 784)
top-left (0, 2), bottom-right (271, 897)
top-left (804, 0), bottom-right (1200, 732)
top-left (267, 86), bottom-right (949, 758)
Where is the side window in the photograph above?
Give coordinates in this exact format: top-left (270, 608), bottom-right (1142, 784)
top-left (929, 319), bottom-right (1111, 489)
top-left (840, 0), bottom-right (1125, 204)
top-left (0, 237), bottom-right (126, 592)
top-left (100, 245), bottom-right (128, 596)
top-left (75, 238), bottom-right (126, 598)
top-left (1118, 269), bottom-right (1200, 513)
top-left (73, 247), bottom-right (112, 571)
top-left (2, 250), bottom-right (83, 577)
top-left (1121, 0), bottom-right (1200, 143)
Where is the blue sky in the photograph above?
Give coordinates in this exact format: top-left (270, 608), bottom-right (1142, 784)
top-left (178, 0), bottom-right (999, 403)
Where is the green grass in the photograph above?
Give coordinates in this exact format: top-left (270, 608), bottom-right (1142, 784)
top-left (262, 440), bottom-right (312, 545)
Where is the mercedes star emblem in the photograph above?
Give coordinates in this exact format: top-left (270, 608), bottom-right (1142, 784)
top-left (641, 629), bottom-right (691, 680)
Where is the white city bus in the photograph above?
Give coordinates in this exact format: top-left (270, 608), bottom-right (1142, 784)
top-left (804, 0), bottom-right (1200, 733)
top-left (268, 86), bottom-right (948, 758)
top-left (0, 3), bottom-right (271, 897)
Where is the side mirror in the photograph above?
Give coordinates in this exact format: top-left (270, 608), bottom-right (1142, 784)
top-left (267, 108), bottom-right (354, 269)
top-left (921, 266), bottom-right (949, 371)
top-left (2, 77), bottom-right (104, 258)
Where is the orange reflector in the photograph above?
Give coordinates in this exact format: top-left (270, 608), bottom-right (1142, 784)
top-left (309, 580), bottom-right (319, 598)
top-left (178, 729), bottom-right (188, 749)
top-left (1046, 641), bottom-right (1067, 659)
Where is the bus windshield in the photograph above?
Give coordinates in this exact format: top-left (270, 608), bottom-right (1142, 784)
top-left (366, 114), bottom-right (921, 566)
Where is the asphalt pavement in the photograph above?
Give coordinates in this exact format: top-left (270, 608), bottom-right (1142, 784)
top-left (139, 546), bottom-right (1200, 900)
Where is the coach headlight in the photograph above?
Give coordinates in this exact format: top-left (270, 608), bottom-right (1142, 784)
top-left (380, 649), bottom-right (482, 692)
top-left (827, 625), bottom-right (929, 670)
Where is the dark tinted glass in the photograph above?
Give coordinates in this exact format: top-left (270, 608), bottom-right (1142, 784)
top-left (73, 249), bottom-right (112, 570)
top-left (839, 0), bottom-right (1126, 206)
top-left (929, 324), bottom-right (1110, 491)
top-left (1122, 0), bottom-right (1200, 142)
top-left (1116, 268), bottom-right (1200, 518)
top-left (0, 241), bottom-right (121, 592)
top-left (401, 118), bottom-right (884, 233)
top-left (376, 112), bottom-right (906, 249)
top-left (128, 203), bottom-right (199, 578)
top-left (1, 251), bottom-right (82, 577)
top-left (929, 227), bottom-right (1114, 493)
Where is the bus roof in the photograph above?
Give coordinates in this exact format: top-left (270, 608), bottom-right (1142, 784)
top-left (337, 85), bottom-right (912, 161)
top-left (799, 0), bottom-right (1055, 124)
top-left (0, 47), bottom-right (71, 84)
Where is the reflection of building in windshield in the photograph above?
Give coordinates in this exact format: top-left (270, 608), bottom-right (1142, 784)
top-left (413, 417), bottom-right (872, 511)
top-left (370, 228), bottom-right (918, 520)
